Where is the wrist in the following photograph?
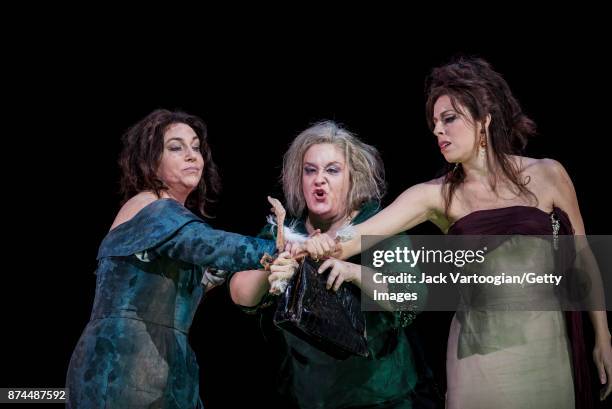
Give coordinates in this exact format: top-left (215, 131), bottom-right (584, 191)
top-left (595, 330), bottom-right (611, 345)
top-left (350, 263), bottom-right (362, 285)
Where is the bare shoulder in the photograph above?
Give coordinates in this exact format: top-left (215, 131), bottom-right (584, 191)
top-left (518, 156), bottom-right (569, 181)
top-left (110, 192), bottom-right (159, 231)
top-left (370, 177), bottom-right (446, 233)
top-left (524, 156), bottom-right (584, 231)
top-left (399, 177), bottom-right (446, 221)
top-left (532, 158), bottom-right (578, 198)
top-left (422, 176), bottom-right (446, 205)
top-left (424, 175), bottom-right (446, 187)
top-left (397, 177), bottom-right (444, 207)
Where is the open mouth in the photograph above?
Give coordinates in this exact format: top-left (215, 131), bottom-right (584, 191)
top-left (439, 141), bottom-right (451, 150)
top-left (313, 188), bottom-right (327, 200)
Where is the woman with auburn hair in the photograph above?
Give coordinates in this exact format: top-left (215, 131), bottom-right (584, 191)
top-left (300, 58), bottom-right (612, 407)
top-left (66, 109), bottom-right (285, 408)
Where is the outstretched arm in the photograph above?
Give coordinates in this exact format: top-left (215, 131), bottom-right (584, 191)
top-left (303, 181), bottom-right (441, 260)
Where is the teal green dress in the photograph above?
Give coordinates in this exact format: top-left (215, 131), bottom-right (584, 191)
top-left (235, 202), bottom-right (424, 409)
top-left (66, 199), bottom-right (276, 408)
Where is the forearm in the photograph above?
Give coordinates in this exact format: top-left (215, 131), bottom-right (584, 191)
top-left (339, 238), bottom-right (361, 260)
top-left (154, 222), bottom-right (277, 272)
top-left (338, 223), bottom-right (383, 260)
top-left (576, 240), bottom-right (610, 341)
top-left (229, 270), bottom-right (271, 307)
top-left (589, 310), bottom-right (612, 342)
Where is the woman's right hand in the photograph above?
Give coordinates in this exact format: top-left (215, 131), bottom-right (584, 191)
top-left (284, 241), bottom-right (304, 257)
top-left (304, 232), bottom-right (339, 260)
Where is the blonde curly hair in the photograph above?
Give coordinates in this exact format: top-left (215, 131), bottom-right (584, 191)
top-left (282, 120), bottom-right (385, 218)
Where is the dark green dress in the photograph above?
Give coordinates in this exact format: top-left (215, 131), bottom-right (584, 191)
top-left (235, 202), bottom-right (424, 409)
top-left (67, 199), bottom-right (276, 408)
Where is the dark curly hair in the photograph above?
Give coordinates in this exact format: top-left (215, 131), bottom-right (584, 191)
top-left (425, 56), bottom-right (538, 216)
top-left (118, 109), bottom-right (221, 217)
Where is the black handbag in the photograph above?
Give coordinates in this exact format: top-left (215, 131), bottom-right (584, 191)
top-left (273, 257), bottom-right (369, 360)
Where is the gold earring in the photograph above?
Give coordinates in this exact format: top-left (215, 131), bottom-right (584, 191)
top-left (479, 134), bottom-right (487, 159)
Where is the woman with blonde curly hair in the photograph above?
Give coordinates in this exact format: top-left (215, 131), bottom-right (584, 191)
top-left (230, 120), bottom-right (432, 409)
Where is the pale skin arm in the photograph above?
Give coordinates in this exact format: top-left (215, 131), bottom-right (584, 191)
top-left (294, 182), bottom-right (440, 312)
top-left (303, 182), bottom-right (441, 260)
top-left (230, 255), bottom-right (402, 311)
top-left (547, 159), bottom-right (612, 400)
top-left (229, 269), bottom-right (271, 307)
top-left (229, 252), bottom-right (299, 306)
top-left (230, 196), bottom-right (295, 307)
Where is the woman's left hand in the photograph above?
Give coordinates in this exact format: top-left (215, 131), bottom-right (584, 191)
top-left (202, 267), bottom-right (228, 291)
top-left (269, 251), bottom-right (299, 294)
top-left (317, 258), bottom-right (360, 291)
top-left (593, 335), bottom-right (612, 400)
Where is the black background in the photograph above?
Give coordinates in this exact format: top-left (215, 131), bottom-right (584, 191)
top-left (2, 20), bottom-right (611, 408)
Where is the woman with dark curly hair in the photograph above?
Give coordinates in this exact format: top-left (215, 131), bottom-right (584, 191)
top-left (301, 57), bottom-right (612, 408)
top-left (66, 109), bottom-right (280, 408)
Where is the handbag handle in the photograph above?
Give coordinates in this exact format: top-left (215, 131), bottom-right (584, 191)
top-left (261, 197), bottom-right (301, 270)
top-left (268, 196), bottom-right (286, 251)
top-left (263, 196), bottom-right (341, 269)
